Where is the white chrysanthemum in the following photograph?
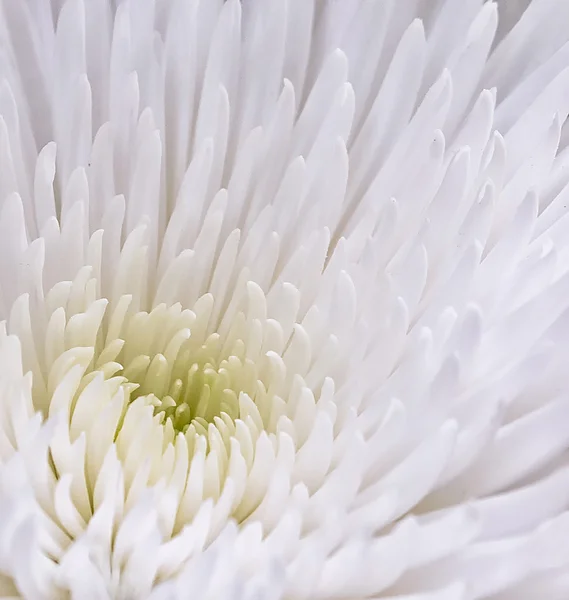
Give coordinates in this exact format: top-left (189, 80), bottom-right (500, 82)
top-left (0, 0), bottom-right (569, 598)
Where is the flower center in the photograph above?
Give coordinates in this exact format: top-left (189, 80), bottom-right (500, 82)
top-left (99, 298), bottom-right (266, 437)
top-left (126, 338), bottom-right (248, 434)
top-left (11, 266), bottom-right (339, 558)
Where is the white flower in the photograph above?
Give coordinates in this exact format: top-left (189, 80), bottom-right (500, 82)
top-left (0, 0), bottom-right (568, 598)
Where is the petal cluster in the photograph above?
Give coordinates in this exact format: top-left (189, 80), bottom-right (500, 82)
top-left (0, 0), bottom-right (568, 598)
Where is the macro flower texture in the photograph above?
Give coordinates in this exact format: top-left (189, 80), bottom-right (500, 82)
top-left (1, 0), bottom-right (569, 598)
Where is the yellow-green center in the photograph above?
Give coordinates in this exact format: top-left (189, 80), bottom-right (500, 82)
top-left (127, 346), bottom-right (249, 434)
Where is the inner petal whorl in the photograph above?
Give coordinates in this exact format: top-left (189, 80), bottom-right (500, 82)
top-left (118, 305), bottom-right (250, 434)
top-left (94, 296), bottom-right (281, 439)
top-left (4, 242), bottom-right (346, 569)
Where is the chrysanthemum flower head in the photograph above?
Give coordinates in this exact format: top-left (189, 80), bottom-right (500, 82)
top-left (0, 0), bottom-right (568, 598)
